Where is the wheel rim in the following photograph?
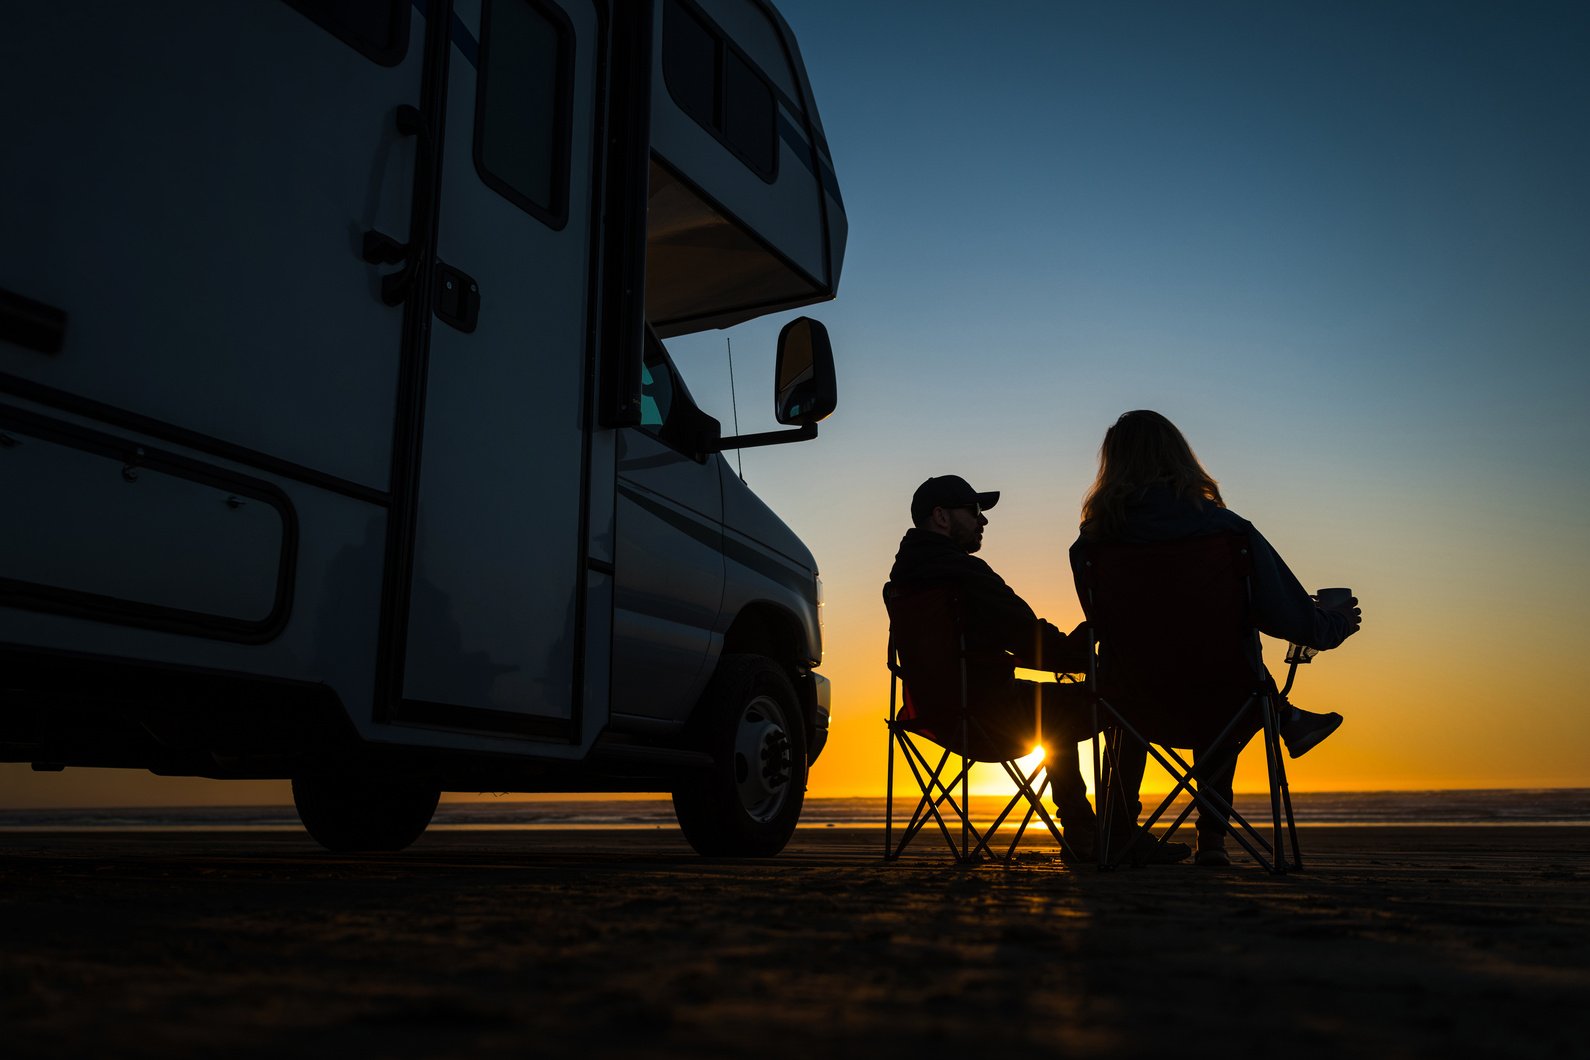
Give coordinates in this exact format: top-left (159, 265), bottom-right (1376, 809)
top-left (732, 693), bottom-right (794, 824)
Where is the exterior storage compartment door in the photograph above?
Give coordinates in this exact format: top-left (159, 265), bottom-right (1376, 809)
top-left (0, 413), bottom-right (293, 642)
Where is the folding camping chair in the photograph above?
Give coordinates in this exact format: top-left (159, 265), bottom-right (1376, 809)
top-left (1072, 533), bottom-right (1302, 874)
top-left (882, 581), bottom-right (1079, 865)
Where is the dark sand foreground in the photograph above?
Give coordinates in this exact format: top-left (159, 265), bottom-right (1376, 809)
top-left (2, 826), bottom-right (1586, 1058)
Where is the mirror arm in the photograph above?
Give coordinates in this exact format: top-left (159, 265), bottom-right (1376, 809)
top-left (711, 424), bottom-right (818, 452)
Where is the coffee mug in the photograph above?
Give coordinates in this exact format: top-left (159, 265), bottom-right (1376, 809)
top-left (1315, 587), bottom-right (1353, 609)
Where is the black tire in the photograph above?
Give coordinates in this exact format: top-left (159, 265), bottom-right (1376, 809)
top-left (291, 775), bottom-right (440, 853)
top-left (672, 654), bottom-right (808, 857)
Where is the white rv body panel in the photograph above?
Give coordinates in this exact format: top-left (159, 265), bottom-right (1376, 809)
top-left (0, 3), bottom-right (418, 491)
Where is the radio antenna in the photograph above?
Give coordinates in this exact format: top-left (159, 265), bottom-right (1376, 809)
top-left (726, 335), bottom-right (744, 481)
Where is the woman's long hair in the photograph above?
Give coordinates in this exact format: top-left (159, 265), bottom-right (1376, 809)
top-left (1079, 410), bottom-right (1224, 539)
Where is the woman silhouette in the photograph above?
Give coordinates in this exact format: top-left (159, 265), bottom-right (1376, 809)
top-left (1073, 410), bottom-right (1362, 865)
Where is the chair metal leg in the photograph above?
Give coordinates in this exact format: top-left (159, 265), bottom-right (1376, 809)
top-left (1107, 705), bottom-right (1278, 873)
top-left (961, 747), bottom-right (969, 863)
top-left (1266, 679), bottom-right (1305, 872)
top-left (974, 776), bottom-right (1031, 862)
top-left (893, 737), bottom-right (971, 861)
top-left (1091, 690), bottom-right (1108, 870)
top-left (1004, 800), bottom-right (1038, 865)
top-left (885, 718), bottom-right (897, 860)
top-left (885, 728), bottom-right (897, 860)
top-left (891, 739), bottom-right (944, 855)
top-left (1015, 764), bottom-right (1070, 862)
top-left (974, 760), bottom-right (1071, 866)
top-left (1262, 700), bottom-right (1304, 871)
top-left (1260, 700), bottom-right (1289, 875)
top-left (1112, 694), bottom-right (1285, 870)
top-left (1280, 760), bottom-right (1303, 871)
top-left (1096, 728), bottom-right (1126, 870)
top-left (1154, 736), bottom-right (1274, 855)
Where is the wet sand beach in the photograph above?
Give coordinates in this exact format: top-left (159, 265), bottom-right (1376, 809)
top-left (2, 825), bottom-right (1586, 1058)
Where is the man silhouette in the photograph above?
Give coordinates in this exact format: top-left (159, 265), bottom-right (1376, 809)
top-left (889, 475), bottom-right (1186, 863)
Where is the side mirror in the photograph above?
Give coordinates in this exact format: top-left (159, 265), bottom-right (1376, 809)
top-left (712, 317), bottom-right (837, 452)
top-left (774, 317), bottom-right (837, 426)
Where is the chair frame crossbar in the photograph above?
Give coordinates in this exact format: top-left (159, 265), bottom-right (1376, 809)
top-left (887, 723), bottom-right (975, 860)
top-left (1091, 687), bottom-right (1301, 874)
top-left (886, 706), bottom-right (1073, 866)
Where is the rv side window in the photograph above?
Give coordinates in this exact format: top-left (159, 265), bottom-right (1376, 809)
top-left (662, 0), bottom-right (778, 182)
top-left (282, 0), bottom-right (409, 66)
top-left (475, 0), bottom-right (574, 229)
top-left (723, 51), bottom-right (775, 176)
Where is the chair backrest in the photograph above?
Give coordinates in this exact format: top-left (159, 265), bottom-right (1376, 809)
top-left (882, 581), bottom-right (965, 746)
top-left (1071, 532), bottom-right (1265, 747)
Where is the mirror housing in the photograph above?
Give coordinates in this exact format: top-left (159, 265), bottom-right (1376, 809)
top-left (691, 409), bottom-right (722, 461)
top-left (774, 317), bottom-right (837, 426)
top-left (712, 317), bottom-right (837, 452)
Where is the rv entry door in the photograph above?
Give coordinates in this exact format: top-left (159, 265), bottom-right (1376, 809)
top-left (397, 0), bottom-right (603, 738)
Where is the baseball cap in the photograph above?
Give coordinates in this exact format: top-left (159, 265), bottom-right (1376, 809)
top-left (910, 475), bottom-right (1000, 526)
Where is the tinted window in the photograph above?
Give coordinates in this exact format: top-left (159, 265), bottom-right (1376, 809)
top-left (662, 0), bottom-right (777, 182)
top-left (723, 51), bottom-right (775, 176)
top-left (640, 359), bottom-right (673, 429)
top-left (284, 0), bottom-right (408, 66)
top-left (475, 0), bottom-right (572, 228)
top-left (641, 331), bottom-right (715, 455)
top-left (663, 3), bottom-right (718, 130)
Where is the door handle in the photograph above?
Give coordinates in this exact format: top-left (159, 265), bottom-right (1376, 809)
top-left (363, 104), bottom-right (431, 307)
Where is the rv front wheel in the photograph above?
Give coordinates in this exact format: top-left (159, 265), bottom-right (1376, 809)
top-left (292, 775), bottom-right (440, 853)
top-left (672, 654), bottom-right (808, 857)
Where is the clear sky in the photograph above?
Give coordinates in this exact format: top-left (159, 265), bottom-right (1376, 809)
top-left (669, 0), bottom-right (1590, 796)
top-left (5, 0), bottom-right (1587, 807)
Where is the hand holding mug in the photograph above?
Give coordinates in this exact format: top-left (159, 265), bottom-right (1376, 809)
top-left (1316, 587), bottom-right (1362, 636)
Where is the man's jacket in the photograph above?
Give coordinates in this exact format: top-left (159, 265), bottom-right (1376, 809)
top-left (888, 528), bottom-right (1087, 714)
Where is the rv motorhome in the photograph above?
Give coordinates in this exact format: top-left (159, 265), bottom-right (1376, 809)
top-left (0, 0), bottom-right (847, 855)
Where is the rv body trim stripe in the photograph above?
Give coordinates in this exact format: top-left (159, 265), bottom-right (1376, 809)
top-left (616, 479), bottom-right (811, 599)
top-left (0, 373), bottom-right (390, 507)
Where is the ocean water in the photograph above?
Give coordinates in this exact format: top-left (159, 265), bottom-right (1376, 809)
top-left (0, 789), bottom-right (1586, 831)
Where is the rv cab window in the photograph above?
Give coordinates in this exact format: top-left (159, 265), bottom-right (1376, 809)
top-left (475, 0), bottom-right (574, 228)
top-left (641, 330), bottom-right (713, 455)
top-left (640, 359), bottom-right (674, 429)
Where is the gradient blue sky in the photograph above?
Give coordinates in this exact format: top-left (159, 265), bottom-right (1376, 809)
top-left (668, 0), bottom-right (1590, 793)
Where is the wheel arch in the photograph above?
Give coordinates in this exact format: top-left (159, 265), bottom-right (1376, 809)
top-left (718, 601), bottom-right (824, 761)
